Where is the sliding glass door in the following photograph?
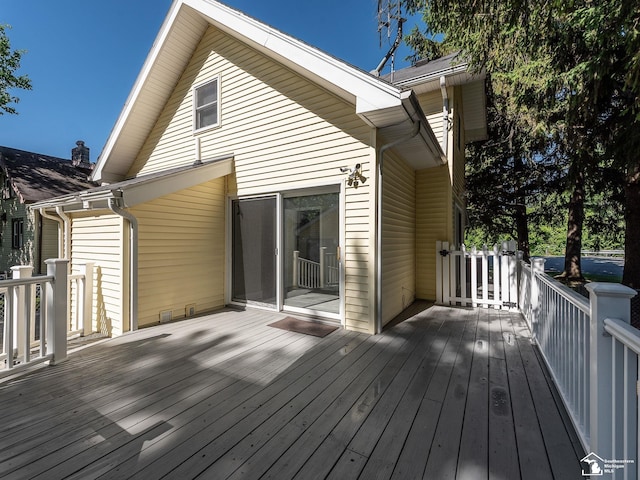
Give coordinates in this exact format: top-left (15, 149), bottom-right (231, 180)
top-left (231, 197), bottom-right (277, 307)
top-left (283, 192), bottom-right (340, 316)
top-left (230, 190), bottom-right (341, 319)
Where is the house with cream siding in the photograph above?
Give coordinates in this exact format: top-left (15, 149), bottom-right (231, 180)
top-left (31, 0), bottom-right (486, 336)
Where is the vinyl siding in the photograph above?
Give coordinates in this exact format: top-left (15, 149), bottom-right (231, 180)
top-left (0, 200), bottom-right (35, 274)
top-left (452, 87), bottom-right (466, 200)
top-left (130, 177), bottom-right (226, 327)
top-left (417, 90), bottom-right (445, 148)
top-left (416, 165), bottom-right (452, 300)
top-left (344, 183), bottom-right (375, 334)
top-left (40, 217), bottom-right (59, 273)
top-left (127, 25), bottom-right (376, 334)
top-left (381, 153), bottom-right (416, 326)
top-left (70, 212), bottom-right (126, 336)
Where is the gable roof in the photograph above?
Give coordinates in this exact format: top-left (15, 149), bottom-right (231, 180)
top-left (0, 146), bottom-right (96, 204)
top-left (384, 53), bottom-right (488, 143)
top-left (93, 0), bottom-right (453, 184)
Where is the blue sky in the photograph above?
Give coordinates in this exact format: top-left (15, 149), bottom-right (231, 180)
top-left (0, 0), bottom-right (422, 161)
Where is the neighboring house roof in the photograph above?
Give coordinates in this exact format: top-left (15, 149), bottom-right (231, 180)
top-left (0, 146), bottom-right (96, 204)
top-left (92, 0), bottom-right (481, 184)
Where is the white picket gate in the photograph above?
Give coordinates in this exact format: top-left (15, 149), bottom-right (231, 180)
top-left (436, 240), bottom-right (519, 310)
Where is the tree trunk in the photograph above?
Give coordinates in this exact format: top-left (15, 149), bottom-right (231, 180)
top-left (560, 162), bottom-right (585, 281)
top-left (512, 148), bottom-right (530, 262)
top-left (623, 160), bottom-right (640, 289)
top-left (515, 204), bottom-right (530, 262)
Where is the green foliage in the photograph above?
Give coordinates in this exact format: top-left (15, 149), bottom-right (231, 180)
top-left (404, 0), bottom-right (637, 283)
top-left (0, 24), bottom-right (31, 115)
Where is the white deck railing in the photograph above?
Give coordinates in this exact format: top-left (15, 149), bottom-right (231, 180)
top-left (0, 260), bottom-right (94, 379)
top-left (517, 256), bottom-right (638, 475)
top-left (521, 258), bottom-right (592, 450)
top-left (293, 249), bottom-right (339, 290)
top-left (297, 257), bottom-right (320, 289)
top-left (603, 317), bottom-right (639, 474)
top-left (438, 241), bottom-right (640, 472)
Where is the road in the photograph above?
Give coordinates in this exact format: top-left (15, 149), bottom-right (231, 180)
top-left (541, 256), bottom-right (624, 282)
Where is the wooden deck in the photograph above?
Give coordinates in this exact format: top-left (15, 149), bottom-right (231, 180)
top-left (0, 304), bottom-right (584, 479)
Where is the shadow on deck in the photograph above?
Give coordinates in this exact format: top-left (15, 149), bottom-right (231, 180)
top-left (0, 305), bottom-right (583, 479)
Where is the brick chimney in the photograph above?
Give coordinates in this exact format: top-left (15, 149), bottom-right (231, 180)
top-left (71, 140), bottom-right (90, 167)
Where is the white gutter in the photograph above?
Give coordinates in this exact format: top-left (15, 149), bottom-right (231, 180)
top-left (108, 196), bottom-right (139, 332)
top-left (375, 119), bottom-right (422, 334)
top-left (39, 208), bottom-right (65, 259)
top-left (440, 76), bottom-right (450, 157)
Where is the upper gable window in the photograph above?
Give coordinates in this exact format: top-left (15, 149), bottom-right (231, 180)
top-left (194, 77), bottom-right (220, 132)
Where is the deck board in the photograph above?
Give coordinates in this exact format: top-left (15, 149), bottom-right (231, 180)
top-left (0, 305), bottom-right (583, 479)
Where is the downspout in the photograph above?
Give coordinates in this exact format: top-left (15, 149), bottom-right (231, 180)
top-left (39, 208), bottom-right (64, 259)
top-left (440, 76), bottom-right (450, 157)
top-left (108, 196), bottom-right (138, 332)
top-left (375, 119), bottom-right (421, 334)
top-left (54, 206), bottom-right (72, 327)
top-left (55, 206), bottom-right (71, 261)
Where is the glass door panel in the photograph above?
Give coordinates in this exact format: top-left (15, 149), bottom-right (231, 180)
top-left (232, 197), bottom-right (277, 307)
top-left (283, 193), bottom-right (340, 315)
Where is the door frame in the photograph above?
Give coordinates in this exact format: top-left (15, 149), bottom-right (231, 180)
top-left (226, 184), bottom-right (344, 325)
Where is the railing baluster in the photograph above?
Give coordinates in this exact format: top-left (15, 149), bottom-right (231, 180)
top-left (5, 286), bottom-right (13, 370)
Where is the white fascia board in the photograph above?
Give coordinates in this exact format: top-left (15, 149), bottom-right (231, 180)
top-left (30, 195), bottom-right (82, 211)
top-left (396, 64), bottom-right (477, 90)
top-left (401, 91), bottom-right (447, 165)
top-left (187, 0), bottom-right (403, 113)
top-left (121, 157), bottom-right (233, 207)
top-left (92, 0), bottom-right (186, 184)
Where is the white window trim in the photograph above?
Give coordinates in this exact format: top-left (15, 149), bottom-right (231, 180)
top-left (193, 75), bottom-right (221, 134)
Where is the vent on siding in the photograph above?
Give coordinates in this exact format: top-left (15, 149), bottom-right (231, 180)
top-left (159, 310), bottom-right (172, 323)
top-left (185, 304), bottom-right (196, 317)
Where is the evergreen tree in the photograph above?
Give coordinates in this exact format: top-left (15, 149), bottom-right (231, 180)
top-left (404, 0), bottom-right (640, 286)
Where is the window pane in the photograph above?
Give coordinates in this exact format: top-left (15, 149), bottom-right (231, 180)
top-left (283, 193), bottom-right (340, 315)
top-left (197, 105), bottom-right (218, 129)
top-left (196, 81), bottom-right (217, 107)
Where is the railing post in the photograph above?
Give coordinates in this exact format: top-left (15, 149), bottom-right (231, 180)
top-left (585, 282), bottom-right (637, 457)
top-left (530, 258), bottom-right (545, 343)
top-left (80, 263), bottom-right (94, 336)
top-left (320, 247), bottom-right (326, 288)
top-left (46, 259), bottom-right (69, 365)
top-left (293, 251), bottom-right (299, 288)
top-left (11, 265), bottom-right (33, 362)
top-left (435, 241), bottom-right (443, 304)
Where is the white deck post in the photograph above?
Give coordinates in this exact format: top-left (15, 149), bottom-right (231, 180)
top-left (492, 244), bottom-right (501, 309)
top-left (585, 282), bottom-right (637, 458)
top-left (507, 240), bottom-right (518, 309)
top-left (320, 247), bottom-right (326, 288)
top-left (46, 259), bottom-right (69, 365)
top-left (292, 251), bottom-right (299, 288)
top-left (80, 262), bottom-right (94, 336)
top-left (529, 258), bottom-right (545, 343)
top-left (11, 265), bottom-right (33, 362)
top-left (460, 244), bottom-right (467, 305)
top-left (435, 241), bottom-right (443, 304)
top-left (471, 246), bottom-right (478, 307)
